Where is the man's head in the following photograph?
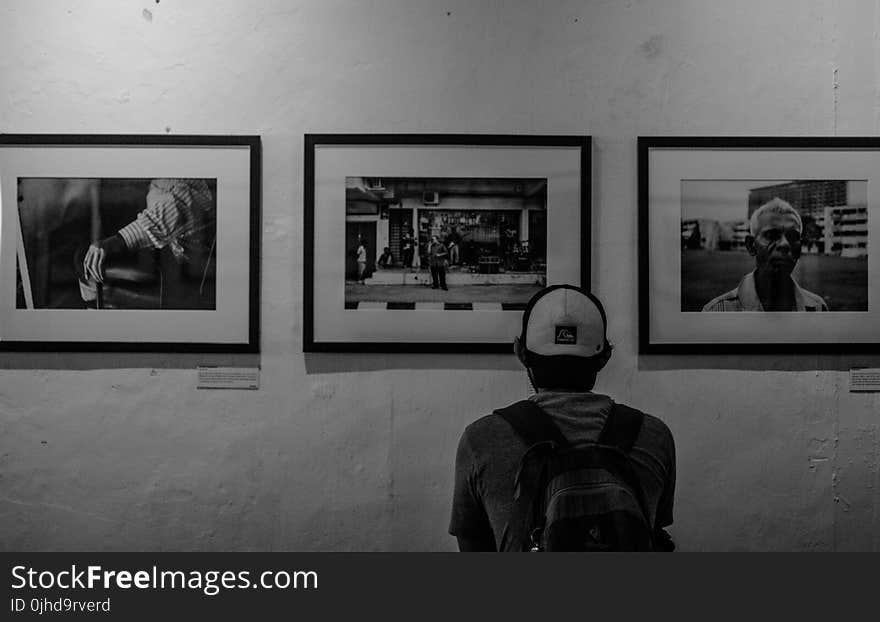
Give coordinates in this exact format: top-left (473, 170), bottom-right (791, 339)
top-left (514, 285), bottom-right (612, 391)
top-left (431, 235), bottom-right (439, 243)
top-left (746, 198), bottom-right (803, 275)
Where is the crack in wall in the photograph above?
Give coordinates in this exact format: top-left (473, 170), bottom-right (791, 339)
top-left (0, 495), bottom-right (115, 524)
top-left (832, 65), bottom-right (840, 134)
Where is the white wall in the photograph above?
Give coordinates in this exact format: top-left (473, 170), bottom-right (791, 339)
top-left (1, 0), bottom-right (879, 551)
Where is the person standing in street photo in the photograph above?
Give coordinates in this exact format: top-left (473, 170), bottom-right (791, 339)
top-left (356, 238), bottom-right (368, 285)
top-left (428, 234), bottom-right (449, 290)
top-left (402, 228), bottom-right (416, 270)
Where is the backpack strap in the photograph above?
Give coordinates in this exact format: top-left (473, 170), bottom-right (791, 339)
top-left (495, 400), bottom-right (565, 552)
top-left (598, 402), bottom-right (644, 453)
top-left (599, 403), bottom-right (655, 536)
top-left (495, 400), bottom-right (568, 448)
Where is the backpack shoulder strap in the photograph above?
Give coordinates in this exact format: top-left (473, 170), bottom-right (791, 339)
top-left (598, 402), bottom-right (644, 453)
top-left (496, 400), bottom-right (564, 552)
top-left (494, 400), bottom-right (568, 448)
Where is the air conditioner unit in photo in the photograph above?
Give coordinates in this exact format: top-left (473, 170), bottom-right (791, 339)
top-left (422, 191), bottom-right (440, 205)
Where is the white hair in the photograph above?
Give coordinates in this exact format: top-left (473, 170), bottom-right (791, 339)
top-left (750, 198), bottom-right (802, 237)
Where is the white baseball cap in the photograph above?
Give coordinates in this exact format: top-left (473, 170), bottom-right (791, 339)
top-left (520, 284), bottom-right (607, 358)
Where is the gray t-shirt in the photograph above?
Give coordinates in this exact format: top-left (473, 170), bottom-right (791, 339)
top-left (449, 391), bottom-right (676, 548)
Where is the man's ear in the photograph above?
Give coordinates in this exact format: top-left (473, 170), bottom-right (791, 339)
top-left (597, 342), bottom-right (613, 371)
top-left (745, 235), bottom-right (756, 256)
top-left (513, 336), bottom-right (528, 366)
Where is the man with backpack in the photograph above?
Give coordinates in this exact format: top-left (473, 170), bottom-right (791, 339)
top-left (449, 285), bottom-right (676, 551)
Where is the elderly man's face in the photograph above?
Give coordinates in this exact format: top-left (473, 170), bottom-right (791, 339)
top-left (748, 211), bottom-right (802, 274)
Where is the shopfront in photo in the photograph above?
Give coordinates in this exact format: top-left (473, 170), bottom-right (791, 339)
top-left (345, 177), bottom-right (547, 280)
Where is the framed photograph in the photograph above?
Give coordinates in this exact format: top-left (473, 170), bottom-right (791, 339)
top-left (639, 136), bottom-right (878, 354)
top-left (304, 134), bottom-right (590, 352)
top-left (0, 134), bottom-right (261, 352)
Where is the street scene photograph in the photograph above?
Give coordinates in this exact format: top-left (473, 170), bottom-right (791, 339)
top-left (344, 176), bottom-right (548, 311)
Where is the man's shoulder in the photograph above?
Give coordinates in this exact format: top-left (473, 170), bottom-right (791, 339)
top-left (701, 287), bottom-right (740, 312)
top-left (457, 408), bottom-right (533, 472)
top-left (461, 410), bottom-right (518, 446)
top-left (799, 287), bottom-right (829, 311)
top-left (461, 400), bottom-right (558, 451)
top-left (613, 402), bottom-right (674, 444)
top-left (463, 411), bottom-right (504, 433)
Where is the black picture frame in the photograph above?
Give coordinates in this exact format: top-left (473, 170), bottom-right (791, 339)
top-left (0, 134), bottom-right (261, 353)
top-left (304, 134), bottom-right (591, 353)
top-left (639, 136), bottom-right (878, 354)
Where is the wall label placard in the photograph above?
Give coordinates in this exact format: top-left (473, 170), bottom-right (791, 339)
top-left (197, 367), bottom-right (260, 390)
top-left (849, 368), bottom-right (880, 392)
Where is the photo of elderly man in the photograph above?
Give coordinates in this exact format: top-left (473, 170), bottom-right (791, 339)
top-left (680, 180), bottom-right (867, 313)
top-left (702, 198), bottom-right (828, 312)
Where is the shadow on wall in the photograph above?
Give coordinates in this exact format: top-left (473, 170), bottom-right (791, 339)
top-left (0, 352), bottom-right (521, 373)
top-left (9, 350), bottom-right (876, 374)
top-left (639, 353), bottom-right (880, 373)
top-left (304, 353), bottom-right (521, 375)
top-left (0, 352), bottom-right (261, 371)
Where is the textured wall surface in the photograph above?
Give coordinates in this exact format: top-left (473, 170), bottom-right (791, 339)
top-left (1, 0), bottom-right (879, 551)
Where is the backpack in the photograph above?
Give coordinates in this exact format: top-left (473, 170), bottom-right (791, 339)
top-left (496, 400), bottom-right (654, 552)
